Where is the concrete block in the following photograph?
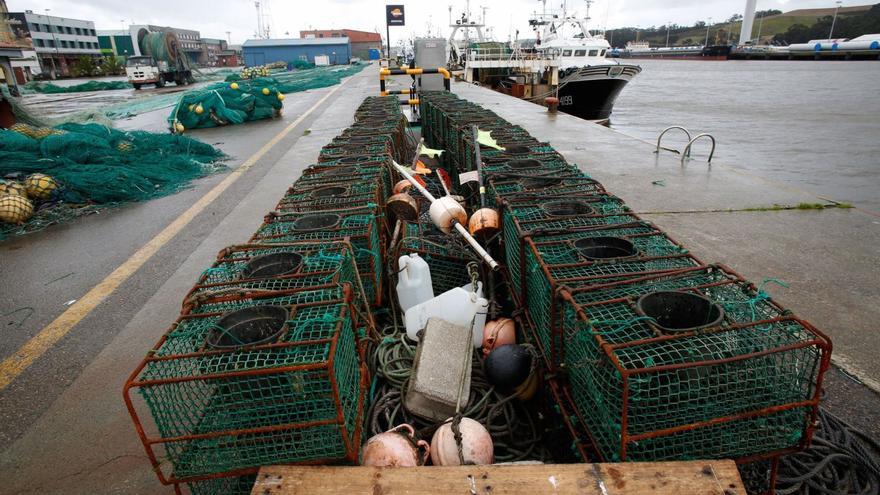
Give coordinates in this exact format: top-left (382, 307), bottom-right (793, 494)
top-left (404, 318), bottom-right (472, 421)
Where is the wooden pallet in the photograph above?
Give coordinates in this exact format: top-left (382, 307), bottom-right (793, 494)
top-left (251, 460), bottom-right (745, 495)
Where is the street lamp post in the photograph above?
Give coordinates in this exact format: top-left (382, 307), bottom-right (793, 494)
top-left (705, 17), bottom-right (712, 46)
top-left (44, 9), bottom-right (59, 78)
top-left (829, 0), bottom-right (843, 40)
top-left (665, 21), bottom-right (672, 48)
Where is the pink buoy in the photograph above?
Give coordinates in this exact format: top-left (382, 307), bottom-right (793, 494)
top-left (482, 318), bottom-right (516, 357)
top-left (361, 424), bottom-right (430, 467)
top-left (430, 417), bottom-right (493, 466)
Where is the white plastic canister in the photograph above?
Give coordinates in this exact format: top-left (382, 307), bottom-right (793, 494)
top-left (396, 254), bottom-right (434, 312)
top-left (405, 282), bottom-right (488, 348)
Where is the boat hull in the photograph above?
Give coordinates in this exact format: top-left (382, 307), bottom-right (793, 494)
top-left (556, 64), bottom-right (641, 123)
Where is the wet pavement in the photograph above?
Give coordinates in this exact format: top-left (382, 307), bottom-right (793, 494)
top-left (0, 66), bottom-right (876, 493)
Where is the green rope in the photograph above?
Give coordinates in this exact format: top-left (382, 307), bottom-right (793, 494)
top-left (722, 277), bottom-right (789, 329)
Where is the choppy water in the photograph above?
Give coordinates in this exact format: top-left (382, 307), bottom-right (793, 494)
top-left (610, 59), bottom-right (880, 211)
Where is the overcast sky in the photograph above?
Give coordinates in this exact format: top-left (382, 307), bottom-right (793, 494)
top-left (7, 0), bottom-right (853, 44)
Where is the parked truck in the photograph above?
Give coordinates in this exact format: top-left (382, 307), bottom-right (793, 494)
top-left (125, 30), bottom-right (195, 90)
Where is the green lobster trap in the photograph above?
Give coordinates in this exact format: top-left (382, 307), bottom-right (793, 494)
top-left (124, 290), bottom-right (367, 486)
top-left (556, 264), bottom-right (831, 463)
top-left (275, 181), bottom-right (382, 215)
top-left (519, 224), bottom-right (703, 367)
top-left (250, 208), bottom-right (383, 306)
top-left (184, 242), bottom-right (372, 328)
top-left (488, 175), bottom-right (605, 199)
top-left (481, 156), bottom-right (578, 177)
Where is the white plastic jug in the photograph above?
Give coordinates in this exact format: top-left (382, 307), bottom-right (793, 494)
top-left (396, 254), bottom-right (434, 312)
top-left (405, 282), bottom-right (489, 348)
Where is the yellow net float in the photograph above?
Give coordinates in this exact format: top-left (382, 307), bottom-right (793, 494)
top-left (0, 194), bottom-right (34, 224)
top-left (25, 173), bottom-right (58, 200)
top-left (0, 180), bottom-right (27, 198)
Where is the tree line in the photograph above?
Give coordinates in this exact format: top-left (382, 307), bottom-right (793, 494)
top-left (773, 4), bottom-right (880, 44)
top-left (604, 5), bottom-right (880, 47)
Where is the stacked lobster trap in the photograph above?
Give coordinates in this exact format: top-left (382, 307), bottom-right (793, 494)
top-left (125, 96), bottom-right (411, 494)
top-left (418, 91), bottom-right (832, 472)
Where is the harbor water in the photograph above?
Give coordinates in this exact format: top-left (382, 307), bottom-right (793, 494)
top-left (611, 59), bottom-right (880, 212)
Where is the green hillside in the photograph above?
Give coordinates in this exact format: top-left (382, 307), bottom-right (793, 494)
top-left (607, 3), bottom-right (879, 47)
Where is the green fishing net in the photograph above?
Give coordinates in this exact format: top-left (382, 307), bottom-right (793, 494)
top-left (24, 80), bottom-right (133, 94)
top-left (0, 122), bottom-right (225, 239)
top-left (170, 81), bottom-right (283, 130)
top-left (169, 64), bottom-right (368, 130)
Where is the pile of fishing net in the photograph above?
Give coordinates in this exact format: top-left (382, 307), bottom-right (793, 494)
top-left (0, 122), bottom-right (225, 239)
top-left (169, 79), bottom-right (285, 131)
top-left (24, 80), bottom-right (133, 94)
top-left (170, 64), bottom-right (367, 131)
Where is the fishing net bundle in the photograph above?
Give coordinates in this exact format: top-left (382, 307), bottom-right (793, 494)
top-left (0, 122), bottom-right (225, 239)
top-left (169, 64), bottom-right (368, 131)
top-left (170, 81), bottom-right (284, 130)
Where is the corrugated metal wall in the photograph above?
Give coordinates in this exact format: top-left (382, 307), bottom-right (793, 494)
top-left (242, 42), bottom-right (351, 66)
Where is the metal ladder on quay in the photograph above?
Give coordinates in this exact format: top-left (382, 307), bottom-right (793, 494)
top-left (655, 126), bottom-right (716, 164)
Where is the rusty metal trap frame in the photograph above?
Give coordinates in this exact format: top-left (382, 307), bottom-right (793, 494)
top-left (123, 290), bottom-right (368, 486)
top-left (516, 226), bottom-right (704, 362)
top-left (275, 181), bottom-right (383, 215)
top-left (501, 209), bottom-right (644, 297)
top-left (297, 161), bottom-right (391, 201)
top-left (250, 207), bottom-right (384, 307)
top-left (183, 242), bottom-right (372, 327)
top-left (555, 264), bottom-right (831, 463)
top-left (486, 175), bottom-right (607, 206)
top-left (480, 156), bottom-right (578, 177)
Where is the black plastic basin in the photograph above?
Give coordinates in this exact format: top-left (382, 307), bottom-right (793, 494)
top-left (636, 291), bottom-right (724, 333)
top-left (241, 252), bottom-right (303, 279)
top-left (310, 186), bottom-right (348, 198)
top-left (207, 305), bottom-right (289, 349)
top-left (542, 200), bottom-right (594, 217)
top-left (291, 213), bottom-right (340, 232)
top-left (574, 237), bottom-right (638, 260)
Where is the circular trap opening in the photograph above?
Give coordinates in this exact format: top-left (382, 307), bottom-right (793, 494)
top-left (346, 135), bottom-right (377, 143)
top-left (207, 305), bottom-right (289, 349)
top-left (519, 177), bottom-right (562, 189)
top-left (507, 159), bottom-right (542, 170)
top-left (636, 291), bottom-right (724, 333)
top-left (503, 145), bottom-right (531, 155)
top-left (574, 237), bottom-right (638, 260)
top-left (310, 186), bottom-right (348, 198)
top-left (291, 213), bottom-right (341, 232)
top-left (542, 200), bottom-right (594, 217)
top-left (241, 252), bottom-right (303, 279)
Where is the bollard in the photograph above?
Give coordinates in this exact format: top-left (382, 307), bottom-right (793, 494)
top-left (545, 96), bottom-right (559, 114)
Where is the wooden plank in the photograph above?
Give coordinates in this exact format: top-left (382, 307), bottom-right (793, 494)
top-left (251, 461), bottom-right (745, 495)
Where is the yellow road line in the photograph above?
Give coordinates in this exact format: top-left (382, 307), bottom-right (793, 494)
top-left (0, 78), bottom-right (351, 390)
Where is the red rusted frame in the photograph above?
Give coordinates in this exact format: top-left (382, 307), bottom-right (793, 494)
top-left (519, 228), bottom-right (703, 371)
top-left (187, 242), bottom-right (378, 333)
top-left (123, 294), bottom-right (367, 486)
top-left (552, 267), bottom-right (833, 463)
top-left (249, 209), bottom-right (384, 307)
